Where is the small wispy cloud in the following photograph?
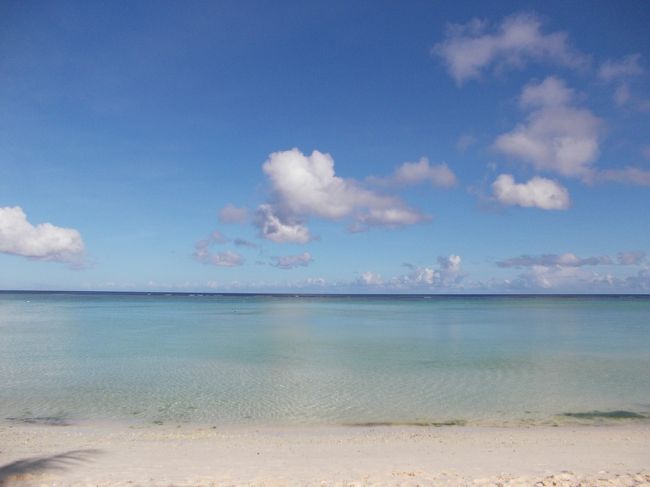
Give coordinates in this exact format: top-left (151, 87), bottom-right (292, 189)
top-left (643, 146), bottom-right (650, 160)
top-left (433, 12), bottom-right (587, 84)
top-left (599, 54), bottom-right (644, 82)
top-left (370, 158), bottom-right (457, 188)
top-left (270, 251), bottom-right (313, 270)
top-left (593, 167), bottom-right (650, 186)
top-left (192, 231), bottom-right (244, 267)
top-left (456, 134), bottom-right (477, 152)
top-left (208, 230), bottom-right (228, 244)
top-left (194, 246), bottom-right (244, 267)
top-left (497, 253), bottom-right (611, 268)
top-left (233, 238), bottom-right (257, 248)
top-left (617, 251), bottom-right (646, 265)
top-left (598, 54), bottom-right (648, 109)
top-left (218, 204), bottom-right (248, 224)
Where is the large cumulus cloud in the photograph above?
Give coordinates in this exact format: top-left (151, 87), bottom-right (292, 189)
top-left (255, 149), bottom-right (430, 242)
top-left (0, 206), bottom-right (85, 266)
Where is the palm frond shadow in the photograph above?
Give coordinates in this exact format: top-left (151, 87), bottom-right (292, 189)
top-left (0, 449), bottom-right (102, 484)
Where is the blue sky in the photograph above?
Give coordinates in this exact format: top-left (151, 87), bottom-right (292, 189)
top-left (1, 0), bottom-right (649, 293)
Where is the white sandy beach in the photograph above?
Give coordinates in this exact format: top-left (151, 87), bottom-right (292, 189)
top-left (1, 422), bottom-right (649, 486)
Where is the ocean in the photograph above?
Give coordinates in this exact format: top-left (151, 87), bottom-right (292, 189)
top-left (1, 292), bottom-right (649, 427)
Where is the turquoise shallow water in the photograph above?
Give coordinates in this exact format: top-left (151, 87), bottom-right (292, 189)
top-left (1, 292), bottom-right (649, 426)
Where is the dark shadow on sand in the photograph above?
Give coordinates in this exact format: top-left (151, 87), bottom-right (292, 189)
top-left (0, 449), bottom-right (102, 485)
top-left (347, 419), bottom-right (467, 427)
top-left (5, 415), bottom-right (71, 426)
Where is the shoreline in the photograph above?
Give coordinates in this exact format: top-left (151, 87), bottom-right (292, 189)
top-left (1, 422), bottom-right (649, 486)
top-left (4, 410), bottom-right (650, 430)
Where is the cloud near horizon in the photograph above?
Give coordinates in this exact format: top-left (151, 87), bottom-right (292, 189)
top-left (0, 206), bottom-right (85, 266)
top-left (495, 250), bottom-right (650, 292)
top-left (356, 255), bottom-right (464, 290)
top-left (500, 264), bottom-right (650, 292)
top-left (433, 12), bottom-right (587, 84)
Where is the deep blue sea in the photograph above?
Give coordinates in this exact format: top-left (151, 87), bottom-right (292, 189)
top-left (1, 292), bottom-right (649, 426)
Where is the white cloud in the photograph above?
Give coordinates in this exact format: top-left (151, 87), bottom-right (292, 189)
top-left (262, 148), bottom-right (365, 219)
top-left (389, 158), bottom-right (457, 188)
top-left (495, 77), bottom-right (602, 179)
top-left (271, 252), bottom-right (313, 270)
top-left (218, 204), bottom-right (248, 224)
top-left (263, 148), bottom-right (422, 220)
top-left (354, 207), bottom-right (429, 229)
top-left (0, 206), bottom-right (85, 265)
top-left (519, 75), bottom-right (574, 107)
top-left (433, 13), bottom-right (586, 84)
top-left (497, 253), bottom-right (611, 268)
top-left (492, 174), bottom-right (570, 210)
top-left (256, 149), bottom-right (428, 242)
top-left (255, 203), bottom-right (311, 244)
top-left (365, 158), bottom-right (457, 195)
top-left (598, 54), bottom-right (644, 82)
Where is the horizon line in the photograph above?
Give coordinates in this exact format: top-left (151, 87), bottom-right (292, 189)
top-left (1, 289), bottom-right (649, 298)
